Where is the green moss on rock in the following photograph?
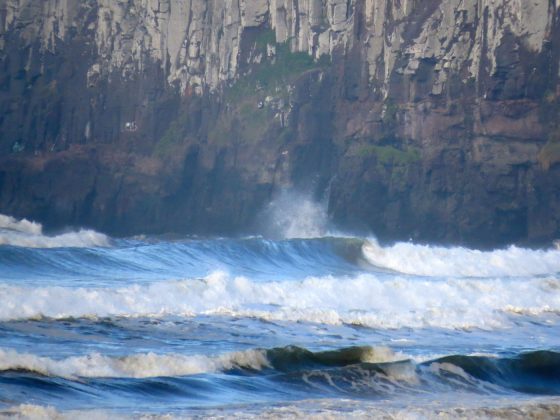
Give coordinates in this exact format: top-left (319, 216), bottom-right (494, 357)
top-left (154, 114), bottom-right (187, 158)
top-left (358, 145), bottom-right (421, 165)
top-left (226, 37), bottom-right (326, 102)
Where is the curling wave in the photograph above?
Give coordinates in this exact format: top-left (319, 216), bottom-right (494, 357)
top-left (1, 346), bottom-right (559, 396)
top-left (362, 240), bottom-right (560, 277)
top-left (0, 236), bottom-right (367, 285)
top-left (0, 214), bottom-right (109, 249)
top-left (0, 345), bottom-right (404, 380)
top-left (1, 271), bottom-right (559, 329)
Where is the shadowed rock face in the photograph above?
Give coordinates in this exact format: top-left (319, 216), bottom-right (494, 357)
top-left (0, 0), bottom-right (559, 247)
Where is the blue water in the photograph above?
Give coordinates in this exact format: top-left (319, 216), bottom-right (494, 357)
top-left (1, 217), bottom-right (560, 418)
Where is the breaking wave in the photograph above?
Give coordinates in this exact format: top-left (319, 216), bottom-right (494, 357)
top-left (1, 271), bottom-right (559, 329)
top-left (362, 240), bottom-right (560, 277)
top-left (0, 214), bottom-right (109, 248)
top-left (0, 347), bottom-right (270, 379)
top-left (0, 346), bottom-right (404, 380)
top-left (2, 346), bottom-right (559, 396)
top-left (2, 211), bottom-right (558, 279)
top-left (3, 205), bottom-right (560, 415)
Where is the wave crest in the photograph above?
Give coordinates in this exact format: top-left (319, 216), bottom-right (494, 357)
top-left (0, 347), bottom-right (270, 379)
top-left (0, 214), bottom-right (109, 248)
top-left (362, 240), bottom-right (560, 277)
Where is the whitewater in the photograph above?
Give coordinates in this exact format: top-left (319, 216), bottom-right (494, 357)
top-left (0, 210), bottom-right (560, 418)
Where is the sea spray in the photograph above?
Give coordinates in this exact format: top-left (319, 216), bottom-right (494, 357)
top-left (0, 214), bottom-right (110, 248)
top-left (0, 214), bottom-right (42, 235)
top-left (258, 190), bottom-right (329, 239)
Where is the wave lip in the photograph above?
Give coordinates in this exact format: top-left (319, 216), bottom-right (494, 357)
top-left (0, 214), bottom-right (109, 248)
top-left (362, 240), bottom-right (560, 277)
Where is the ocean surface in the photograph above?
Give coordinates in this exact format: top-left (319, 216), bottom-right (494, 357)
top-left (1, 207), bottom-right (560, 419)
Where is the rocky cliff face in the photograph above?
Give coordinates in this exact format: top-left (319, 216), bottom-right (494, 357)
top-left (1, 0), bottom-right (559, 246)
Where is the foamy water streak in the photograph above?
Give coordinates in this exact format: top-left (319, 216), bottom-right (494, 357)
top-left (1, 271), bottom-right (559, 329)
top-left (362, 240), bottom-right (560, 277)
top-left (5, 399), bottom-right (560, 420)
top-left (0, 214), bottom-right (109, 248)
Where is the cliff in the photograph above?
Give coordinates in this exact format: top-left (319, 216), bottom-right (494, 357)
top-left (1, 0), bottom-right (559, 247)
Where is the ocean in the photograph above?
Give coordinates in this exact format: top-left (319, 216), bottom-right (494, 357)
top-left (1, 208), bottom-right (560, 419)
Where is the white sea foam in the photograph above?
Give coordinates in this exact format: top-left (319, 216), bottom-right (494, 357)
top-left (0, 214), bottom-right (109, 248)
top-left (6, 399), bottom-right (560, 420)
top-left (1, 271), bottom-right (559, 329)
top-left (362, 240), bottom-right (560, 277)
top-left (196, 398), bottom-right (560, 420)
top-left (0, 405), bottom-right (118, 420)
top-left (0, 347), bottom-right (270, 379)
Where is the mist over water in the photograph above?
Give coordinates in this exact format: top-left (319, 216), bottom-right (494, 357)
top-left (258, 190), bottom-right (329, 239)
top-left (0, 210), bottom-right (560, 417)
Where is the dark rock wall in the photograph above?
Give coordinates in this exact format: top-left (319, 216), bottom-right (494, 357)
top-left (0, 0), bottom-right (559, 247)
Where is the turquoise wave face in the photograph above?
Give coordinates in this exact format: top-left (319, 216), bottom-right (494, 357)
top-left (0, 236), bottom-right (369, 286)
top-left (2, 234), bottom-right (559, 286)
